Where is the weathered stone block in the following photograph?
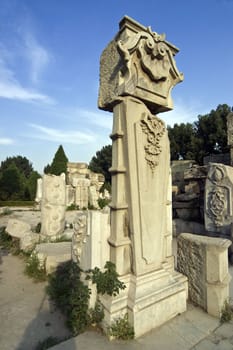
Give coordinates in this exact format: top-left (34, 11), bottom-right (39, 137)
top-left (34, 242), bottom-right (71, 274)
top-left (177, 233), bottom-right (231, 317)
top-left (6, 219), bottom-right (31, 238)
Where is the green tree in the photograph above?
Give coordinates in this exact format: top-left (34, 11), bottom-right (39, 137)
top-left (26, 171), bottom-right (41, 200)
top-left (89, 145), bottom-right (112, 184)
top-left (47, 145), bottom-right (68, 176)
top-left (0, 156), bottom-right (33, 178)
top-left (43, 163), bottom-right (51, 174)
top-left (168, 104), bottom-right (232, 164)
top-left (194, 104), bottom-right (231, 164)
top-left (168, 123), bottom-right (196, 160)
top-left (0, 163), bottom-right (22, 200)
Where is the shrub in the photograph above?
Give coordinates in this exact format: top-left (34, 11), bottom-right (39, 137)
top-left (24, 253), bottom-right (47, 282)
top-left (220, 299), bottom-right (233, 323)
top-left (66, 204), bottom-right (79, 211)
top-left (108, 314), bottom-right (134, 340)
top-left (47, 261), bottom-right (91, 335)
top-left (47, 261), bottom-right (125, 336)
top-left (97, 197), bottom-right (110, 209)
top-left (89, 300), bottom-right (104, 325)
top-left (86, 261), bottom-right (126, 296)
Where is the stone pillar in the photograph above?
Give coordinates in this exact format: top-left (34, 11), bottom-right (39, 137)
top-left (35, 178), bottom-right (43, 208)
top-left (177, 233), bottom-right (231, 317)
top-left (72, 210), bottom-right (110, 308)
top-left (227, 112), bottom-right (233, 166)
top-left (98, 16), bottom-right (187, 337)
top-left (41, 173), bottom-right (66, 240)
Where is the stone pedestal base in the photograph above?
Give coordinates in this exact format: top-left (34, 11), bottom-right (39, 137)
top-left (100, 269), bottom-right (187, 338)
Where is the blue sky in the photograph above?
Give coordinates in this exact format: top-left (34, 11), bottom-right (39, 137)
top-left (0, 0), bottom-right (232, 173)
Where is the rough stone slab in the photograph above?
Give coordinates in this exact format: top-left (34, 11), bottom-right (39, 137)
top-left (6, 218), bottom-right (31, 238)
top-left (35, 242), bottom-right (71, 256)
top-left (35, 242), bottom-right (71, 273)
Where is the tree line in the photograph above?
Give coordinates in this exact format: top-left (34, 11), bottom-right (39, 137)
top-left (0, 145), bottom-right (68, 201)
top-left (1, 104), bottom-right (232, 201)
top-left (168, 104), bottom-right (232, 163)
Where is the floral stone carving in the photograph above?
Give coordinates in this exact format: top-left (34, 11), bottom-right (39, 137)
top-left (141, 112), bottom-right (165, 170)
top-left (72, 213), bottom-right (87, 263)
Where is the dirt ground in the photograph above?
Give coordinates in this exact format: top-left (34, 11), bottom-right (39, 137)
top-left (0, 209), bottom-right (75, 350)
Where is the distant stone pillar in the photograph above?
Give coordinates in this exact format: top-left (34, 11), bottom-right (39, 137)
top-left (227, 112), bottom-right (233, 166)
top-left (41, 173), bottom-right (66, 240)
top-left (73, 178), bottom-right (90, 209)
top-left (35, 178), bottom-right (43, 208)
top-left (98, 16), bottom-right (187, 337)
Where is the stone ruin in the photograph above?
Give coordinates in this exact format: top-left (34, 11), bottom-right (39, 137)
top-left (35, 162), bottom-right (107, 212)
top-left (97, 15), bottom-right (188, 337)
top-left (66, 162), bottom-right (106, 209)
top-left (172, 114), bottom-right (233, 317)
top-left (4, 15), bottom-right (232, 340)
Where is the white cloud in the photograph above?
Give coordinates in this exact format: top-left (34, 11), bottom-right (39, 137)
top-left (0, 56), bottom-right (53, 103)
top-left (0, 137), bottom-right (14, 145)
top-left (28, 123), bottom-right (95, 144)
top-left (160, 98), bottom-right (208, 127)
top-left (77, 109), bottom-right (112, 130)
top-left (23, 33), bottom-right (50, 84)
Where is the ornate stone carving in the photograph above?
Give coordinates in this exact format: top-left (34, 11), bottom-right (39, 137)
top-left (41, 174), bottom-right (66, 239)
top-left (72, 213), bottom-right (87, 263)
top-left (141, 112), bottom-right (165, 170)
top-left (206, 188), bottom-right (226, 227)
top-left (205, 163), bottom-right (233, 234)
top-left (98, 16), bottom-right (183, 114)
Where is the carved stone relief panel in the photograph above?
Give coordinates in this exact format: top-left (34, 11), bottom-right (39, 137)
top-left (205, 163), bottom-right (233, 235)
top-left (72, 213), bottom-right (87, 263)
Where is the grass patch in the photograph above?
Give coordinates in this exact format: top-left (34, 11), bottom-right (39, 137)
top-left (220, 299), bottom-right (233, 323)
top-left (24, 253), bottom-right (47, 282)
top-left (0, 201), bottom-right (35, 207)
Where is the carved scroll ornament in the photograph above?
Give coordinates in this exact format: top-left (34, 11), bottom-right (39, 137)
top-left (141, 112), bottom-right (165, 171)
top-left (207, 188), bottom-right (226, 227)
top-left (117, 26), bottom-right (183, 91)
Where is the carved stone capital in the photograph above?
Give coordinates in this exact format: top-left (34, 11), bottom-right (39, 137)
top-left (98, 16), bottom-right (183, 114)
